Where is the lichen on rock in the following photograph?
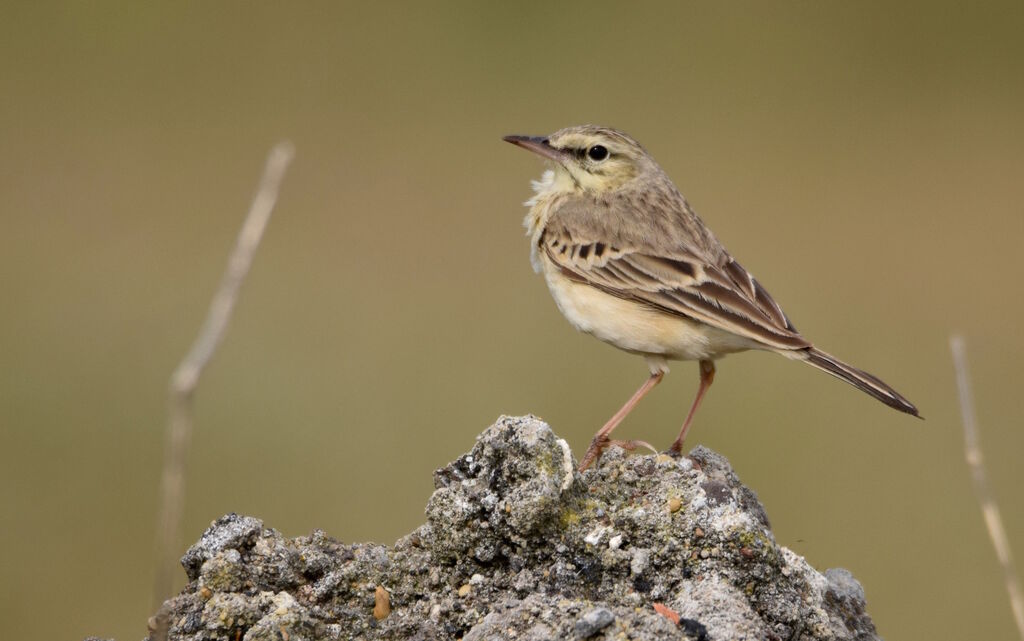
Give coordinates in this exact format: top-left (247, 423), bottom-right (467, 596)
top-left (146, 415), bottom-right (880, 641)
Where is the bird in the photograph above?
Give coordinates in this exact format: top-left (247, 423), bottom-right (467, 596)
top-left (502, 125), bottom-right (919, 471)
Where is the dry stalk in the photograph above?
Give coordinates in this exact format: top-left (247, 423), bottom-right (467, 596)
top-left (151, 143), bottom-right (295, 640)
top-left (950, 335), bottom-right (1024, 640)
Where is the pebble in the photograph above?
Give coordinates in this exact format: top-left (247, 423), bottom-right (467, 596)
top-left (373, 586), bottom-right (390, 620)
top-left (573, 607), bottom-right (615, 638)
top-left (630, 549), bottom-right (650, 576)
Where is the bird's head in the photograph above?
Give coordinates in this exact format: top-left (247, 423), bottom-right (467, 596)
top-left (503, 125), bottom-right (656, 194)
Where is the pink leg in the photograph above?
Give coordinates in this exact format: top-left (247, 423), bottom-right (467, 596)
top-left (668, 360), bottom-right (716, 455)
top-left (578, 371), bottom-right (664, 471)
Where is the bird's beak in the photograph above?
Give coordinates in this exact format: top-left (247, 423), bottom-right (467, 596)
top-left (502, 135), bottom-right (569, 163)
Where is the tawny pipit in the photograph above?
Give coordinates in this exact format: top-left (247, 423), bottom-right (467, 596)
top-left (504, 125), bottom-right (919, 471)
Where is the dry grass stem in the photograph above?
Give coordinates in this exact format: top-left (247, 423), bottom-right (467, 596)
top-left (151, 142), bottom-right (295, 639)
top-left (950, 335), bottom-right (1024, 640)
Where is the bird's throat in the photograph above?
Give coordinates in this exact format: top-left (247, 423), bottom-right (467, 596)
top-left (522, 169), bottom-right (573, 272)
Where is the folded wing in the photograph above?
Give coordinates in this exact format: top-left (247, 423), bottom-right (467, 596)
top-left (540, 228), bottom-right (811, 352)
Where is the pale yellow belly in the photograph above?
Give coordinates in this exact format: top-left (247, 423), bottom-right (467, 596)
top-left (542, 265), bottom-right (757, 362)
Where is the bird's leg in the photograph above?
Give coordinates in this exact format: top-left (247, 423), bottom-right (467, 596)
top-left (578, 371), bottom-right (664, 471)
top-left (668, 359), bottom-right (716, 455)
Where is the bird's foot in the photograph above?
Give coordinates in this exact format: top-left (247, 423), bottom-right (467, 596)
top-left (578, 434), bottom-right (609, 472)
top-left (664, 442), bottom-right (684, 458)
top-left (610, 439), bottom-right (658, 455)
top-left (579, 435), bottom-right (659, 471)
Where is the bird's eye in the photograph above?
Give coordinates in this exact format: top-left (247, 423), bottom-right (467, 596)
top-left (587, 145), bottom-right (609, 161)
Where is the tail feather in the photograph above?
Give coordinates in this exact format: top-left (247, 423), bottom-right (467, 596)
top-left (803, 347), bottom-right (920, 418)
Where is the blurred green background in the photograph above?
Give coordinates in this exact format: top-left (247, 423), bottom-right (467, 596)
top-left (2, 2), bottom-right (1022, 639)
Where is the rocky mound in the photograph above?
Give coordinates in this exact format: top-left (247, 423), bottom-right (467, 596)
top-left (145, 415), bottom-right (877, 640)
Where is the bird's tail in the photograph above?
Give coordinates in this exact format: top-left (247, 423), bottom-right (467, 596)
top-left (802, 347), bottom-right (920, 417)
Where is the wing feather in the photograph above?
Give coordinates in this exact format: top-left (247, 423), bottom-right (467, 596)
top-left (541, 227), bottom-right (810, 351)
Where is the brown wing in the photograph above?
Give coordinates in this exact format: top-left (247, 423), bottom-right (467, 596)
top-left (540, 226), bottom-right (810, 351)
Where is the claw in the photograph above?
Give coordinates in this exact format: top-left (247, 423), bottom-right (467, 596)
top-left (610, 439), bottom-right (658, 454)
top-left (579, 436), bottom-right (662, 472)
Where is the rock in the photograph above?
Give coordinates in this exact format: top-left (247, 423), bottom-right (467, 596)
top-left (180, 513), bottom-right (263, 582)
top-left (574, 607), bottom-right (616, 638)
top-left (140, 415), bottom-right (880, 641)
top-left (679, 617), bottom-right (710, 641)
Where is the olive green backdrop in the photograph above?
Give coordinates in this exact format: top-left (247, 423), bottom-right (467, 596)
top-left (2, 2), bottom-right (1022, 639)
